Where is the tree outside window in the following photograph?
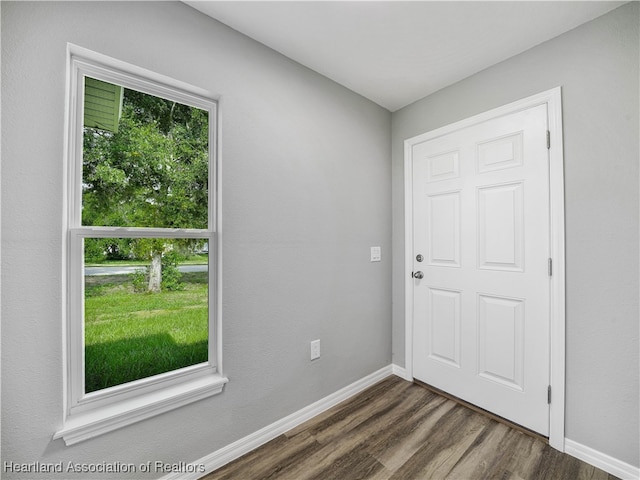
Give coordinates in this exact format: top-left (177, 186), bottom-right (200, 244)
top-left (81, 78), bottom-right (211, 392)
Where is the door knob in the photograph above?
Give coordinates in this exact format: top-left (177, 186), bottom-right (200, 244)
top-left (413, 271), bottom-right (424, 279)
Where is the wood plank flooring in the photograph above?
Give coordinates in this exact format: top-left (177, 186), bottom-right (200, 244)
top-left (201, 376), bottom-right (619, 480)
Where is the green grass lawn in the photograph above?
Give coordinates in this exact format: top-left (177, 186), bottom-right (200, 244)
top-left (84, 272), bottom-right (208, 393)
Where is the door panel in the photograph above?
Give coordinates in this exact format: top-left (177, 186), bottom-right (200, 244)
top-left (427, 150), bottom-right (460, 182)
top-left (476, 132), bottom-right (523, 173)
top-left (412, 104), bottom-right (550, 435)
top-left (427, 192), bottom-right (461, 267)
top-left (427, 287), bottom-right (461, 367)
top-left (477, 294), bottom-right (524, 390)
top-left (477, 182), bottom-right (524, 271)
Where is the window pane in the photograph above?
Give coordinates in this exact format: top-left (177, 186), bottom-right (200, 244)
top-left (84, 238), bottom-right (209, 393)
top-left (82, 77), bottom-right (209, 229)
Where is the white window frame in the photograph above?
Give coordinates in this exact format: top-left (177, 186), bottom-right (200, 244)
top-left (55, 44), bottom-right (226, 446)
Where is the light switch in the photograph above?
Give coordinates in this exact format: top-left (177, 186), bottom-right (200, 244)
top-left (310, 339), bottom-right (321, 360)
top-left (370, 246), bottom-right (381, 262)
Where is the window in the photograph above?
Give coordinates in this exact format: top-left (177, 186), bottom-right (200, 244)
top-left (55, 45), bottom-right (225, 445)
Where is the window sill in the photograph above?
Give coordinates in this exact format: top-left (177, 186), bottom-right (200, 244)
top-left (54, 374), bottom-right (228, 446)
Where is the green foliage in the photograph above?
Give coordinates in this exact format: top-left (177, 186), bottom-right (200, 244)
top-left (130, 238), bottom-right (167, 262)
top-left (130, 269), bottom-right (148, 293)
top-left (84, 238), bottom-right (108, 263)
top-left (82, 88), bottom-right (209, 230)
top-left (82, 83), bottom-right (209, 290)
top-left (161, 250), bottom-right (184, 291)
top-left (123, 250), bottom-right (185, 292)
top-left (84, 238), bottom-right (134, 263)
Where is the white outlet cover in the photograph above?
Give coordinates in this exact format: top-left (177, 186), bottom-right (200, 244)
top-left (370, 246), bottom-right (381, 262)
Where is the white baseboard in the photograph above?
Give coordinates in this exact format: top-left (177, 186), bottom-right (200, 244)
top-left (565, 438), bottom-right (639, 480)
top-left (161, 365), bottom-right (394, 480)
top-left (391, 363), bottom-right (411, 381)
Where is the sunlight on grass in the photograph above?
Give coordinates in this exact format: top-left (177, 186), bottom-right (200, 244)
top-left (84, 272), bottom-right (208, 393)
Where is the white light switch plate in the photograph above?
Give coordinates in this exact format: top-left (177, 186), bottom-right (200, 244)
top-left (370, 246), bottom-right (381, 262)
top-left (310, 339), bottom-right (321, 360)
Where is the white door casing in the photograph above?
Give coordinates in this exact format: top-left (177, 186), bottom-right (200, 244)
top-left (403, 88), bottom-right (565, 449)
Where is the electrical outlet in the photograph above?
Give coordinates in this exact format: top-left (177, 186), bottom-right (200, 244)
top-left (310, 339), bottom-right (321, 360)
top-left (370, 246), bottom-right (381, 262)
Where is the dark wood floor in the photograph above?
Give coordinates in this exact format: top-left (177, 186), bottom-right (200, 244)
top-left (202, 376), bottom-right (618, 480)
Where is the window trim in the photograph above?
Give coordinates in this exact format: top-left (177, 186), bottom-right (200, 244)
top-left (55, 44), bottom-right (226, 446)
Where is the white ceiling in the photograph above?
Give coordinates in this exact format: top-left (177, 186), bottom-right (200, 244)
top-left (185, 1), bottom-right (625, 112)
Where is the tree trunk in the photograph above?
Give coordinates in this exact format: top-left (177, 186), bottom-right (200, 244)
top-left (148, 252), bottom-right (162, 293)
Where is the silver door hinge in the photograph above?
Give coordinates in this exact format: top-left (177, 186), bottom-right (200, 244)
top-left (546, 130), bottom-right (551, 149)
top-left (547, 385), bottom-right (552, 404)
top-left (548, 258), bottom-right (553, 277)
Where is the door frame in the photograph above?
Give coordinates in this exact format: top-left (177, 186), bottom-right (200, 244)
top-left (403, 87), bottom-right (565, 451)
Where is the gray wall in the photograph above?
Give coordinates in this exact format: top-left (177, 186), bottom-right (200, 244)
top-left (1, 2), bottom-right (391, 477)
top-left (391, 2), bottom-right (639, 467)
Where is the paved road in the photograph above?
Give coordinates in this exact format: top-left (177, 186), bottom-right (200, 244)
top-left (85, 264), bottom-right (208, 276)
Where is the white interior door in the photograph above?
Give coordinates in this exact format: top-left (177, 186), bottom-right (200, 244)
top-left (411, 104), bottom-right (550, 435)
